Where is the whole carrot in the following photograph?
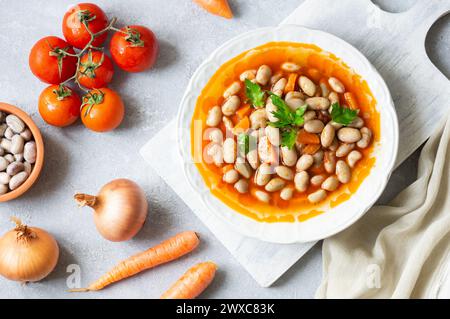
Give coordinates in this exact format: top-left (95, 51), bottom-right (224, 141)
top-left (160, 262), bottom-right (217, 299)
top-left (71, 231), bottom-right (200, 292)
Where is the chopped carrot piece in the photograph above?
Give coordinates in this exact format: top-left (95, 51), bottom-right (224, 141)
top-left (234, 116), bottom-right (249, 131)
top-left (193, 0), bottom-right (233, 19)
top-left (344, 92), bottom-right (359, 110)
top-left (303, 144), bottom-right (321, 155)
top-left (297, 129), bottom-right (320, 145)
top-left (284, 73), bottom-right (298, 94)
top-left (236, 105), bottom-right (252, 119)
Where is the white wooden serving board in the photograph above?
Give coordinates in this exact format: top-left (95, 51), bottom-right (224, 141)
top-left (140, 0), bottom-right (450, 287)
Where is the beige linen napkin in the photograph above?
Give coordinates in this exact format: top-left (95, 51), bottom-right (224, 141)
top-left (316, 114), bottom-right (450, 299)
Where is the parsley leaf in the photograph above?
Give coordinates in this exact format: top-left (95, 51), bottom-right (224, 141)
top-left (267, 93), bottom-right (307, 149)
top-left (330, 103), bottom-right (358, 125)
top-left (245, 79), bottom-right (265, 108)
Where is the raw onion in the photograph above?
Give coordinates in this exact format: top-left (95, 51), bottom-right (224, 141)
top-left (0, 217), bottom-right (59, 282)
top-left (74, 178), bottom-right (148, 242)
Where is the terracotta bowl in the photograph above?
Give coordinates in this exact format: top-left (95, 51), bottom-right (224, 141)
top-left (0, 102), bottom-right (44, 202)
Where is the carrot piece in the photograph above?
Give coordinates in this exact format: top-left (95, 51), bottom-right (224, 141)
top-left (70, 231), bottom-right (200, 292)
top-left (193, 0), bottom-right (233, 19)
top-left (233, 116), bottom-right (249, 131)
top-left (160, 262), bottom-right (217, 299)
top-left (284, 73), bottom-right (298, 94)
top-left (236, 105), bottom-right (251, 119)
top-left (303, 144), bottom-right (321, 155)
top-left (297, 129), bottom-right (320, 145)
top-left (344, 92), bottom-right (359, 110)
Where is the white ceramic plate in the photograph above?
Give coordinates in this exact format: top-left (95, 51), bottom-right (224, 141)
top-left (177, 25), bottom-right (398, 243)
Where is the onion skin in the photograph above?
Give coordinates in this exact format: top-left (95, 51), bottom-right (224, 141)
top-left (75, 178), bottom-right (148, 242)
top-left (0, 225), bottom-right (59, 282)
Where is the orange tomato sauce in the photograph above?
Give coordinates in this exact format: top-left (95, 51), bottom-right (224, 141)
top-left (191, 42), bottom-right (380, 223)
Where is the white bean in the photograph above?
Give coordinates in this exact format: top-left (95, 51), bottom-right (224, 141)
top-left (336, 143), bottom-right (355, 157)
top-left (0, 184), bottom-right (7, 195)
top-left (320, 82), bottom-right (329, 97)
top-left (4, 127), bottom-right (14, 139)
top-left (206, 143), bottom-right (223, 166)
top-left (328, 77), bottom-right (345, 93)
top-left (0, 124), bottom-right (6, 136)
top-left (222, 116), bottom-right (234, 131)
top-left (247, 149), bottom-right (259, 170)
top-left (234, 179), bottom-right (249, 194)
top-left (306, 97), bottom-right (330, 110)
top-left (280, 187), bottom-right (294, 201)
top-left (223, 169), bottom-right (239, 184)
top-left (254, 163), bottom-right (273, 186)
top-left (0, 157), bottom-right (7, 171)
top-left (308, 189), bottom-right (327, 203)
top-left (296, 154), bottom-right (314, 172)
top-left (223, 81), bottom-right (241, 98)
top-left (235, 162), bottom-right (252, 179)
top-left (20, 129), bottom-right (33, 141)
top-left (207, 128), bottom-right (223, 144)
top-left (6, 161), bottom-right (24, 176)
top-left (310, 174), bottom-right (325, 186)
top-left (222, 95), bottom-right (240, 116)
top-left (349, 116), bottom-right (364, 128)
top-left (285, 91), bottom-right (305, 111)
top-left (206, 106), bottom-right (222, 127)
top-left (328, 91), bottom-right (339, 105)
top-left (258, 136), bottom-right (276, 164)
top-left (24, 162), bottom-right (32, 175)
top-left (281, 62), bottom-right (300, 72)
top-left (281, 146), bottom-right (298, 167)
top-left (312, 150), bottom-right (324, 167)
top-left (23, 141), bottom-right (37, 164)
top-left (356, 127), bottom-right (372, 149)
top-left (9, 171), bottom-right (29, 190)
top-left (299, 76), bottom-right (316, 96)
top-left (275, 166), bottom-right (294, 180)
top-left (321, 123), bottom-right (335, 148)
top-left (10, 135), bottom-right (24, 155)
top-left (256, 65), bottom-right (272, 85)
top-left (294, 171), bottom-right (309, 192)
top-left (265, 126), bottom-right (280, 146)
top-left (265, 177), bottom-right (286, 192)
top-left (6, 115), bottom-right (25, 133)
top-left (321, 176), bottom-right (339, 191)
top-left (324, 151), bottom-right (336, 174)
top-left (0, 138), bottom-right (11, 153)
top-left (254, 190), bottom-right (270, 203)
top-left (0, 172), bottom-right (10, 184)
top-left (270, 72), bottom-right (283, 85)
top-left (336, 160), bottom-right (351, 184)
top-left (303, 110), bottom-right (316, 122)
top-left (347, 150), bottom-right (362, 168)
top-left (337, 127), bottom-right (362, 143)
top-left (265, 99), bottom-right (278, 122)
top-left (272, 78), bottom-right (287, 95)
top-left (304, 120), bottom-right (324, 133)
top-left (223, 138), bottom-right (236, 164)
top-left (250, 109), bottom-right (267, 129)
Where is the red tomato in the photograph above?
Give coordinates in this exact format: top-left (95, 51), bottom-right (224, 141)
top-left (110, 25), bottom-right (159, 73)
top-left (77, 50), bottom-right (114, 89)
top-left (29, 36), bottom-right (78, 84)
top-left (62, 3), bottom-right (108, 49)
top-left (81, 88), bottom-right (124, 132)
top-left (38, 85), bottom-right (81, 127)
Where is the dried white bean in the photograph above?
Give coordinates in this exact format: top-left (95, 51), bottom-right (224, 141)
top-left (265, 177), bottom-right (286, 192)
top-left (24, 162), bottom-right (32, 175)
top-left (328, 91), bottom-right (339, 105)
top-left (299, 76), bottom-right (316, 96)
top-left (23, 141), bottom-right (37, 164)
top-left (258, 136), bottom-right (276, 164)
top-left (222, 95), bottom-right (240, 116)
top-left (270, 72), bottom-right (283, 85)
top-left (206, 106), bottom-right (222, 127)
top-left (311, 174), bottom-right (325, 186)
top-left (14, 154), bottom-right (24, 162)
top-left (321, 176), bottom-right (339, 191)
top-left (0, 172), bottom-right (10, 184)
top-left (234, 179), bottom-right (249, 194)
top-left (254, 163), bottom-right (273, 186)
top-left (281, 62), bottom-right (300, 72)
top-left (324, 151), bottom-right (336, 174)
top-left (294, 171), bottom-right (309, 192)
top-left (320, 82), bottom-right (329, 97)
top-left (280, 187), bottom-right (294, 201)
top-left (285, 91), bottom-right (305, 111)
top-left (306, 97), bottom-right (330, 110)
top-left (275, 166), bottom-right (294, 181)
top-left (281, 146), bottom-right (298, 167)
top-left (207, 128), bottom-right (223, 144)
top-left (0, 157), bottom-right (8, 171)
top-left (4, 127), bottom-right (14, 139)
top-left (254, 190), bottom-right (270, 203)
top-left (303, 110), bottom-right (316, 122)
top-left (349, 116), bottom-right (364, 128)
top-left (265, 126), bottom-right (280, 146)
top-left (357, 127), bottom-right (372, 149)
top-left (304, 119), bottom-right (324, 134)
top-left (223, 81), bottom-right (241, 99)
top-left (247, 150), bottom-right (259, 170)
top-left (20, 129), bottom-right (32, 141)
top-left (4, 154), bottom-right (14, 163)
top-left (6, 114), bottom-right (25, 133)
top-left (272, 78), bottom-right (287, 94)
top-left (250, 109), bottom-right (267, 129)
top-left (296, 154), bottom-right (314, 172)
top-left (321, 123), bottom-right (335, 148)
top-left (0, 138), bottom-right (11, 153)
top-left (0, 184), bottom-right (7, 195)
top-left (6, 161), bottom-right (24, 176)
top-left (9, 171), bottom-right (29, 190)
top-left (312, 150), bottom-right (324, 167)
top-left (256, 65), bottom-right (272, 85)
top-left (336, 143), bottom-right (355, 157)
top-left (10, 135), bottom-right (24, 155)
top-left (239, 70), bottom-right (256, 82)
top-left (223, 138), bottom-right (236, 164)
top-left (347, 150), bottom-right (362, 168)
top-left (223, 169), bottom-right (239, 184)
top-left (206, 143), bottom-right (223, 166)
top-left (222, 116), bottom-right (234, 131)
top-left (336, 160), bottom-right (351, 184)
top-left (328, 77), bottom-right (345, 93)
top-left (265, 99), bottom-right (278, 122)
top-left (308, 189), bottom-right (327, 203)
top-left (337, 127), bottom-right (362, 143)
top-left (235, 162), bottom-right (252, 179)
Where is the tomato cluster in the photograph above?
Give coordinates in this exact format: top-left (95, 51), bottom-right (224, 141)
top-left (29, 3), bottom-right (159, 132)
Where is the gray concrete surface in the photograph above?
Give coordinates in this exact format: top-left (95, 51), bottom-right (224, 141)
top-left (0, 0), bottom-right (448, 299)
